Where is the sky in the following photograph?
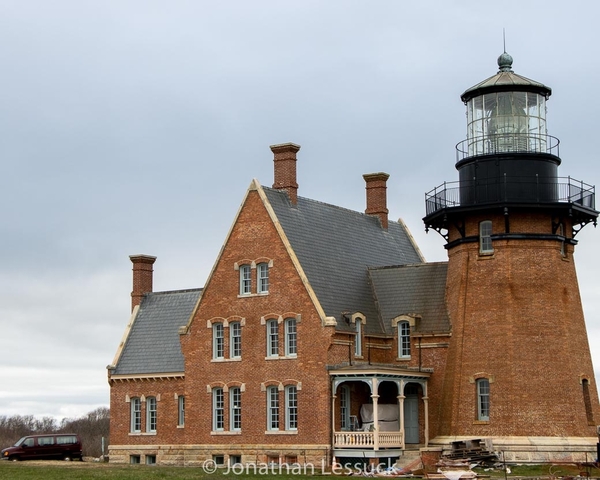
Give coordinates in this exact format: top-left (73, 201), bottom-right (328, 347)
top-left (2, 1), bottom-right (600, 421)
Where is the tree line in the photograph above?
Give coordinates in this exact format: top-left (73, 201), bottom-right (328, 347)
top-left (0, 407), bottom-right (109, 458)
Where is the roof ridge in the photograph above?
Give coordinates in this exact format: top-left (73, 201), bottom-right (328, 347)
top-left (368, 261), bottom-right (447, 271)
top-left (145, 288), bottom-right (203, 296)
top-left (262, 186), bottom-right (403, 225)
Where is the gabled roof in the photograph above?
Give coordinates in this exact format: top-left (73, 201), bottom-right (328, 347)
top-left (368, 262), bottom-right (450, 335)
top-left (112, 289), bottom-right (201, 376)
top-left (263, 187), bottom-right (423, 335)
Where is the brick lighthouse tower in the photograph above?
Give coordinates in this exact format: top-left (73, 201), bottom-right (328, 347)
top-left (423, 52), bottom-right (600, 458)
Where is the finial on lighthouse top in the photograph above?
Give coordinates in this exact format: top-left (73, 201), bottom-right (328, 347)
top-left (497, 51), bottom-right (513, 72)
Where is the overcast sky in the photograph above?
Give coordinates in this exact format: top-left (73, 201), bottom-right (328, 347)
top-left (2, 1), bottom-right (600, 421)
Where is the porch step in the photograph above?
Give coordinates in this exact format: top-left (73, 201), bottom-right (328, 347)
top-left (396, 450), bottom-right (422, 471)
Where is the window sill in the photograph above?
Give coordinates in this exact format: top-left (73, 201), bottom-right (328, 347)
top-left (211, 431), bottom-right (242, 435)
top-left (396, 356), bottom-right (411, 361)
top-left (477, 253), bottom-right (495, 259)
top-left (473, 420), bottom-right (489, 425)
top-left (238, 292), bottom-right (269, 299)
top-left (265, 430), bottom-right (298, 435)
top-left (265, 355), bottom-right (297, 361)
top-left (211, 357), bottom-right (242, 363)
top-left (128, 432), bottom-right (157, 436)
top-left (177, 425), bottom-right (184, 429)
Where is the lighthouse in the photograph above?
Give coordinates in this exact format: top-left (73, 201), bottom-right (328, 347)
top-left (423, 53), bottom-right (599, 456)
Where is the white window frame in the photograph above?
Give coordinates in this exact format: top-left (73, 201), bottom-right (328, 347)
top-left (479, 220), bottom-right (493, 254)
top-left (267, 320), bottom-right (279, 357)
top-left (213, 388), bottom-right (224, 431)
top-left (477, 378), bottom-right (490, 421)
top-left (130, 397), bottom-right (141, 433)
top-left (398, 321), bottom-right (411, 358)
top-left (239, 264), bottom-right (251, 295)
top-left (257, 262), bottom-right (269, 293)
top-left (146, 396), bottom-right (157, 432)
top-left (213, 323), bottom-right (224, 359)
top-left (354, 319), bottom-right (362, 357)
top-left (230, 321), bottom-right (241, 358)
top-left (267, 386), bottom-right (279, 431)
top-left (178, 395), bottom-right (185, 427)
top-left (230, 387), bottom-right (241, 431)
top-left (284, 318), bottom-right (297, 356)
top-left (285, 385), bottom-right (298, 431)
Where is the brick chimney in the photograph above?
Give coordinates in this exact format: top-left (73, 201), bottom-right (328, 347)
top-left (271, 142), bottom-right (301, 205)
top-left (363, 172), bottom-right (390, 229)
top-left (130, 254), bottom-right (156, 311)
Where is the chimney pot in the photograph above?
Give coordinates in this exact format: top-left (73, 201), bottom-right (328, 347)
top-left (363, 172), bottom-right (390, 229)
top-left (130, 254), bottom-right (156, 312)
top-left (271, 142), bottom-right (301, 205)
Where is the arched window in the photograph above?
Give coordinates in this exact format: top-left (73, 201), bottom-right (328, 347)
top-left (230, 321), bottom-right (241, 358)
top-left (130, 397), bottom-right (141, 433)
top-left (285, 385), bottom-right (298, 430)
top-left (213, 388), bottom-right (224, 431)
top-left (479, 221), bottom-right (493, 254)
top-left (355, 319), bottom-right (362, 357)
top-left (266, 320), bottom-right (279, 357)
top-left (213, 323), bottom-right (224, 359)
top-left (257, 262), bottom-right (269, 293)
top-left (266, 386), bottom-right (279, 431)
top-left (239, 264), bottom-right (251, 295)
top-left (177, 395), bottom-right (185, 427)
top-left (146, 396), bottom-right (157, 432)
top-left (285, 318), bottom-right (297, 356)
top-left (230, 387), bottom-right (242, 431)
top-left (398, 321), bottom-right (410, 358)
top-left (476, 378), bottom-right (490, 421)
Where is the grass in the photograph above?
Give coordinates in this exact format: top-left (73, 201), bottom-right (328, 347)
top-left (0, 461), bottom-right (597, 480)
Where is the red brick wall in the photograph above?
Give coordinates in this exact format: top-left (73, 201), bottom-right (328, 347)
top-left (440, 210), bottom-right (600, 437)
top-left (179, 189), bottom-right (334, 448)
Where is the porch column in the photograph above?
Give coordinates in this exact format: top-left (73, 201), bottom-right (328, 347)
top-left (331, 390), bottom-right (337, 467)
top-left (397, 380), bottom-right (406, 449)
top-left (371, 377), bottom-right (379, 450)
top-left (422, 382), bottom-right (429, 447)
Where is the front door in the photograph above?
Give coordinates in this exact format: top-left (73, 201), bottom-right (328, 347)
top-left (404, 395), bottom-right (419, 443)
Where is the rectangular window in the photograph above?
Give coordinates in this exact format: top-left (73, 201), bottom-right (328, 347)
top-left (240, 265), bottom-right (251, 295)
top-left (267, 386), bottom-right (279, 430)
top-left (178, 395), bottom-right (185, 427)
top-left (230, 322), bottom-right (241, 358)
top-left (479, 220), bottom-right (493, 254)
top-left (213, 323), bottom-right (224, 359)
top-left (267, 320), bottom-right (279, 357)
top-left (354, 319), bottom-right (362, 357)
top-left (213, 388), bottom-right (224, 431)
top-left (146, 396), bottom-right (157, 432)
top-left (257, 263), bottom-right (269, 293)
top-left (285, 386), bottom-right (298, 430)
top-left (130, 397), bottom-right (141, 433)
top-left (399, 321), bottom-right (411, 358)
top-left (340, 385), bottom-right (350, 430)
top-left (477, 379), bottom-right (490, 421)
top-left (285, 318), bottom-right (297, 356)
top-left (230, 387), bottom-right (241, 431)
top-left (146, 455), bottom-right (156, 465)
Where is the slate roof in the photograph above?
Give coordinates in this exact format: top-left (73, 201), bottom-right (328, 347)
top-left (113, 289), bottom-right (201, 375)
top-left (368, 262), bottom-right (450, 335)
top-left (263, 187), bottom-right (423, 335)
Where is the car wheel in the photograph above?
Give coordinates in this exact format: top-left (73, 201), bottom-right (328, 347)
top-left (9, 456), bottom-right (19, 461)
top-left (63, 455), bottom-right (72, 461)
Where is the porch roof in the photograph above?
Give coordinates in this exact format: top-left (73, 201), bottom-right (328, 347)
top-left (329, 364), bottom-right (430, 382)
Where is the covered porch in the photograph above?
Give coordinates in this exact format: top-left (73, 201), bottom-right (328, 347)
top-left (330, 366), bottom-right (430, 459)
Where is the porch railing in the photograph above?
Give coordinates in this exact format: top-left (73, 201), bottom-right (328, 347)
top-left (333, 431), bottom-right (403, 449)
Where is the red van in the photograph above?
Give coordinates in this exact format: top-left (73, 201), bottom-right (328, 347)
top-left (1, 434), bottom-right (82, 461)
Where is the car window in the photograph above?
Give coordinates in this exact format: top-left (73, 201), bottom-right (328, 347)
top-left (37, 437), bottom-right (54, 446)
top-left (57, 436), bottom-right (77, 445)
top-left (22, 437), bottom-right (35, 447)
